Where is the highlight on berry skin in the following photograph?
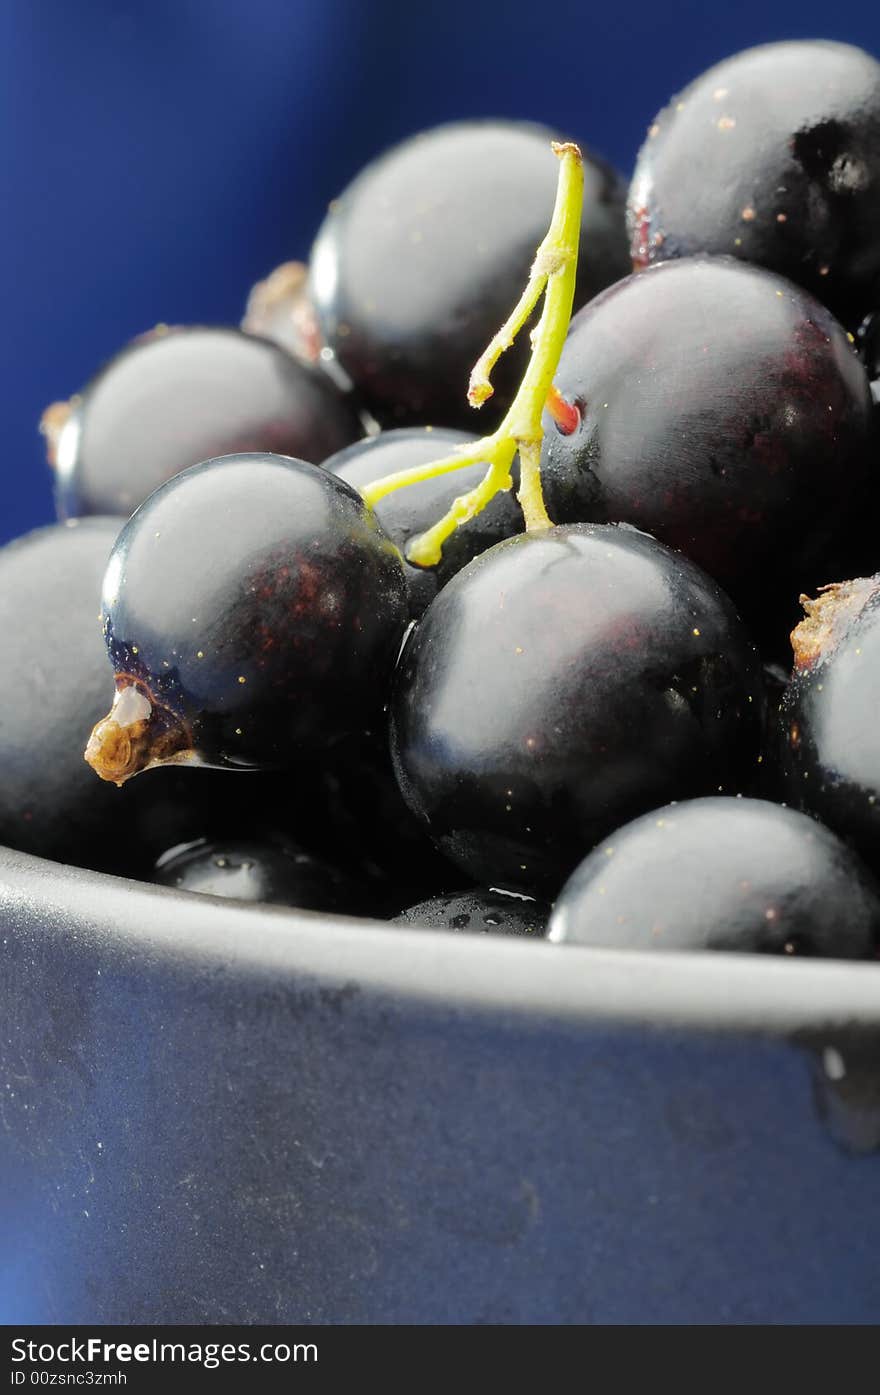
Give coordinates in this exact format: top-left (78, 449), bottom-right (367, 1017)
top-left (82, 453), bottom-right (410, 786)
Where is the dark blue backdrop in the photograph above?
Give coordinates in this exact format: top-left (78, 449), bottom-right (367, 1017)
top-left (3, 1), bottom-right (879, 545)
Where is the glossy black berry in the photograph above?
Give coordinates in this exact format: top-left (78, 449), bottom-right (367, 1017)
top-left (628, 40), bottom-right (880, 321)
top-left (393, 889), bottom-right (549, 937)
top-left (325, 427), bottom-right (523, 617)
top-left (539, 257), bottom-right (873, 638)
top-left (776, 578), bottom-right (880, 872)
top-left (310, 120), bottom-right (629, 428)
top-left (0, 519), bottom-right (289, 875)
top-left (85, 453), bottom-right (408, 783)
top-left (153, 837), bottom-right (363, 914)
top-left (45, 325), bottom-right (362, 520)
top-left (548, 797), bottom-right (879, 958)
top-left (391, 523), bottom-right (764, 895)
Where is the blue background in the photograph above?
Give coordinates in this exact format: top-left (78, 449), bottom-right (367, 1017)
top-left (3, 0), bottom-right (879, 545)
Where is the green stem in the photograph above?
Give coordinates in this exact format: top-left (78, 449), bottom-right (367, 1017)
top-left (359, 141), bottom-right (584, 566)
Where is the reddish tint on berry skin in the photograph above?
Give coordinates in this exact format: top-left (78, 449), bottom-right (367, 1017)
top-left (87, 453), bottom-right (408, 782)
top-left (47, 325), bottom-right (362, 520)
top-left (391, 523), bottom-right (764, 896)
top-left (776, 578), bottom-right (880, 875)
top-left (628, 40), bottom-right (880, 322)
top-left (539, 257), bottom-right (874, 640)
top-left (548, 797), bottom-right (880, 958)
top-left (325, 427), bottom-right (523, 618)
top-left (310, 120), bottom-right (630, 429)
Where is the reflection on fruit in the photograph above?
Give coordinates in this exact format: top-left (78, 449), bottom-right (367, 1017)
top-left (548, 796), bottom-right (880, 957)
top-left (391, 523), bottom-right (764, 894)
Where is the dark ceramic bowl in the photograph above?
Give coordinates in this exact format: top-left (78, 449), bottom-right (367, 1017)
top-left (2, 842), bottom-right (880, 1325)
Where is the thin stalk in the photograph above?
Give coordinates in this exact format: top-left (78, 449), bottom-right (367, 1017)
top-left (359, 141), bottom-right (584, 567)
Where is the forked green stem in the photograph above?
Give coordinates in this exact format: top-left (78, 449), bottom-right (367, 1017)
top-left (359, 141), bottom-right (584, 567)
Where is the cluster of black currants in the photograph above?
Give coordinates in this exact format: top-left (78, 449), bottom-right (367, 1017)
top-left (6, 39), bottom-right (880, 957)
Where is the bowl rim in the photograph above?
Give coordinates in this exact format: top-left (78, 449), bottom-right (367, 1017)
top-left (4, 842), bottom-right (880, 1039)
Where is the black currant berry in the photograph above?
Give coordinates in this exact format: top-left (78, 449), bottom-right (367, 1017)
top-left (391, 523), bottom-right (764, 894)
top-left (0, 519), bottom-right (289, 875)
top-left (310, 120), bottom-right (629, 428)
top-left (539, 257), bottom-right (873, 639)
top-left (393, 889), bottom-right (549, 937)
top-left (628, 40), bottom-right (880, 321)
top-left (43, 325), bottom-right (362, 520)
top-left (153, 837), bottom-right (363, 914)
top-left (548, 796), bottom-right (880, 958)
top-left (325, 427), bottom-right (522, 618)
top-left (85, 453), bottom-right (408, 783)
top-left (776, 578), bottom-right (880, 872)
